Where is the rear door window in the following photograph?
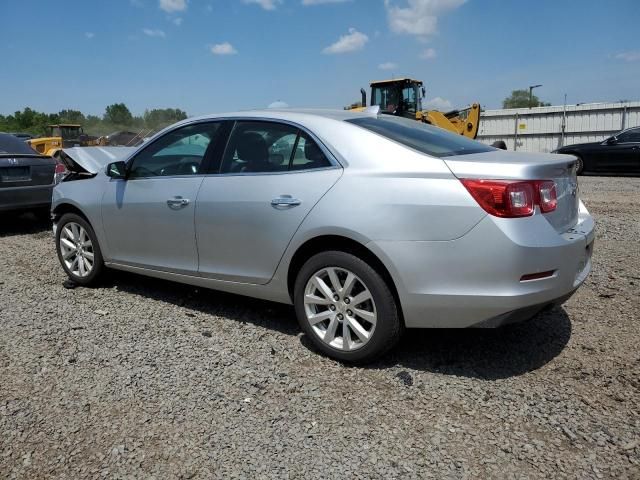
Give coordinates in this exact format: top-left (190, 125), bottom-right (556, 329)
top-left (346, 115), bottom-right (494, 158)
top-left (220, 121), bottom-right (332, 173)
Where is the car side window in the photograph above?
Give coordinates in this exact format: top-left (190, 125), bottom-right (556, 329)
top-left (617, 128), bottom-right (640, 143)
top-left (290, 132), bottom-right (332, 170)
top-left (220, 121), bottom-right (332, 174)
top-left (128, 122), bottom-right (220, 178)
top-left (220, 121), bottom-right (298, 174)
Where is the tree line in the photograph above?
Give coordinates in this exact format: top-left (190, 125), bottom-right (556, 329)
top-left (0, 103), bottom-right (188, 137)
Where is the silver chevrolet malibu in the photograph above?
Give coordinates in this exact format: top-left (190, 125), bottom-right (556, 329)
top-left (52, 109), bottom-right (595, 363)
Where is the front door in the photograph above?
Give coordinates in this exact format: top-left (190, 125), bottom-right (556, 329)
top-left (195, 120), bottom-right (342, 284)
top-left (101, 121), bottom-right (222, 274)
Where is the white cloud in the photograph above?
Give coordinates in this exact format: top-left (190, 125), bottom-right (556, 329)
top-left (302, 0), bottom-right (350, 5)
top-left (322, 28), bottom-right (368, 54)
top-left (378, 62), bottom-right (398, 70)
top-left (172, 17), bottom-right (183, 26)
top-left (615, 51), bottom-right (640, 62)
top-left (420, 47), bottom-right (436, 59)
top-left (143, 28), bottom-right (166, 37)
top-left (268, 101), bottom-right (289, 108)
top-left (85, 32), bottom-right (95, 39)
top-left (159, 0), bottom-right (187, 12)
top-left (243, 0), bottom-right (283, 10)
top-left (385, 0), bottom-right (466, 37)
top-left (425, 96), bottom-right (452, 111)
top-left (210, 42), bottom-right (238, 55)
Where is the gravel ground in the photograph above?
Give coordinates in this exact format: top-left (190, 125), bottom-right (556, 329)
top-left (1, 176), bottom-right (639, 479)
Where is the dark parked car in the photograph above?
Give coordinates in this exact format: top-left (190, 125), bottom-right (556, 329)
top-left (103, 130), bottom-right (144, 146)
top-left (0, 133), bottom-right (62, 216)
top-left (553, 126), bottom-right (640, 175)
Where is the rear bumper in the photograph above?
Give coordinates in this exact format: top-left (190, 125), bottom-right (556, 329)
top-left (0, 184), bottom-right (53, 212)
top-left (368, 201), bottom-right (595, 328)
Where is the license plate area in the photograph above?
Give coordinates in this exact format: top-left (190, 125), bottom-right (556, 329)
top-left (0, 167), bottom-right (30, 182)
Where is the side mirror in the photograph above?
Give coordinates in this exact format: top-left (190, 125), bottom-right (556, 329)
top-left (106, 161), bottom-right (127, 179)
top-left (606, 136), bottom-right (618, 145)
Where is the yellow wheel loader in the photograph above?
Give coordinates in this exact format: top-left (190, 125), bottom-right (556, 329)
top-left (348, 78), bottom-right (481, 139)
top-left (27, 124), bottom-right (103, 156)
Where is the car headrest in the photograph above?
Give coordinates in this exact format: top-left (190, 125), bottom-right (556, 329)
top-left (304, 139), bottom-right (325, 162)
top-left (237, 132), bottom-right (268, 163)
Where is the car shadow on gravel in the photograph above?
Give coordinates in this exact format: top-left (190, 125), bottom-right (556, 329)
top-left (103, 271), bottom-right (571, 379)
top-left (361, 307), bottom-right (573, 380)
top-left (0, 212), bottom-right (51, 237)
top-left (103, 271), bottom-right (300, 336)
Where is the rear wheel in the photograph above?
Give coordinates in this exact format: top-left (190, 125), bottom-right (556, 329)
top-left (294, 251), bottom-right (402, 364)
top-left (55, 213), bottom-right (104, 286)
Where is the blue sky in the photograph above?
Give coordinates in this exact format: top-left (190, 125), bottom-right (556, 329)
top-left (1, 0), bottom-right (639, 117)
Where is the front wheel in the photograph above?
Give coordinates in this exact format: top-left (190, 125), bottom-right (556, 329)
top-left (294, 251), bottom-right (403, 364)
top-left (574, 155), bottom-right (584, 175)
top-left (55, 213), bottom-right (104, 285)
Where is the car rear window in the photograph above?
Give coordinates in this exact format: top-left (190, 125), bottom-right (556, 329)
top-left (346, 115), bottom-right (494, 158)
top-left (0, 133), bottom-right (38, 155)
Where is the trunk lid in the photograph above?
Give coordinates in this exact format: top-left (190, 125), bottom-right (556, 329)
top-left (444, 151), bottom-right (579, 233)
top-left (0, 154), bottom-right (56, 188)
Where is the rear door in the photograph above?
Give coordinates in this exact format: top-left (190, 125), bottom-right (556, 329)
top-left (195, 120), bottom-right (342, 284)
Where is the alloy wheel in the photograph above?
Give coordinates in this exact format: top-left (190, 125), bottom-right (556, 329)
top-left (303, 267), bottom-right (377, 351)
top-left (59, 222), bottom-right (95, 278)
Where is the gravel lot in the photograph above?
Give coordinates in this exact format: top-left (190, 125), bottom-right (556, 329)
top-left (1, 176), bottom-right (639, 479)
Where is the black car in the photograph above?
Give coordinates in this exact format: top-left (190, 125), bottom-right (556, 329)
top-left (553, 126), bottom-right (640, 175)
top-left (0, 133), bottom-right (60, 216)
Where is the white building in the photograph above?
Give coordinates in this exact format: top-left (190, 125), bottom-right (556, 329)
top-left (476, 101), bottom-right (640, 152)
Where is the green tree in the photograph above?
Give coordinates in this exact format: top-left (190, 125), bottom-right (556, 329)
top-left (104, 103), bottom-right (133, 126)
top-left (502, 89), bottom-right (551, 109)
top-left (143, 108), bottom-right (188, 129)
top-left (58, 109), bottom-right (86, 124)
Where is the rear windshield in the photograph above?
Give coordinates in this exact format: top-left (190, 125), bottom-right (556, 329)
top-left (0, 133), bottom-right (38, 155)
top-left (346, 115), bottom-right (494, 158)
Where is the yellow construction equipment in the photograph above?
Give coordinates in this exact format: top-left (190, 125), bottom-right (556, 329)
top-left (28, 124), bottom-right (102, 156)
top-left (348, 78), bottom-right (481, 139)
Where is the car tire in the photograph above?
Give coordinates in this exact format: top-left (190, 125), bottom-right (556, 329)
top-left (294, 250), bottom-right (403, 364)
top-left (574, 155), bottom-right (584, 175)
top-left (55, 213), bottom-right (104, 286)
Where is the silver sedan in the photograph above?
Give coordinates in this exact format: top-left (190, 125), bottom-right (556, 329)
top-left (52, 109), bottom-right (595, 363)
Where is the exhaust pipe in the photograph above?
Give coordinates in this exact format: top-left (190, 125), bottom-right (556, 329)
top-left (360, 88), bottom-right (367, 107)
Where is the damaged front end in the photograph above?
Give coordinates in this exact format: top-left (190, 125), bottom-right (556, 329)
top-left (57, 147), bottom-right (137, 181)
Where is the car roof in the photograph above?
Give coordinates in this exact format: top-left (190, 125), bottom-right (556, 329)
top-left (184, 108), bottom-right (377, 124)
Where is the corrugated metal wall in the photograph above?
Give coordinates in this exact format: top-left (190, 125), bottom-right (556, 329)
top-left (477, 101), bottom-right (640, 152)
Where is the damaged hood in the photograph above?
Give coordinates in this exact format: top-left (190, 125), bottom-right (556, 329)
top-left (61, 146), bottom-right (137, 174)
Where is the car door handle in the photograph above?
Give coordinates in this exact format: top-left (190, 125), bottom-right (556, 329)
top-left (271, 196), bottom-right (301, 207)
top-left (167, 196), bottom-right (190, 208)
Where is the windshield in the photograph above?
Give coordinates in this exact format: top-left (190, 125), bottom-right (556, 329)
top-left (49, 126), bottom-right (82, 138)
top-left (372, 86), bottom-right (401, 114)
top-left (346, 116), bottom-right (494, 158)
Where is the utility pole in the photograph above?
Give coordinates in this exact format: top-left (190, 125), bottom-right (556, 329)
top-left (528, 84), bottom-right (542, 108)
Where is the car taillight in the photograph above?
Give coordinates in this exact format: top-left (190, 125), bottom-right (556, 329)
top-left (537, 180), bottom-right (557, 213)
top-left (461, 179), bottom-right (557, 218)
top-left (54, 161), bottom-right (68, 184)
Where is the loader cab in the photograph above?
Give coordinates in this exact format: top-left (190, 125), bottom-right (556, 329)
top-left (370, 79), bottom-right (424, 119)
top-left (47, 124), bottom-right (84, 147)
